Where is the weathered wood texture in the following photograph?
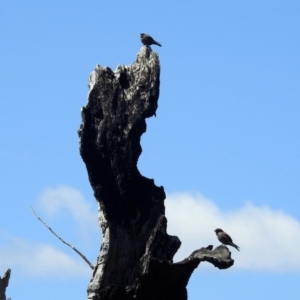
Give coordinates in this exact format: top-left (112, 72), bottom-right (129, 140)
top-left (79, 46), bottom-right (234, 300)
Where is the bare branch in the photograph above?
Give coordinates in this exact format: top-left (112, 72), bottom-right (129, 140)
top-left (177, 245), bottom-right (234, 269)
top-left (31, 206), bottom-right (94, 270)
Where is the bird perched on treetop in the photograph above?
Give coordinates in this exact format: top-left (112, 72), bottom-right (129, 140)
top-left (140, 33), bottom-right (162, 47)
top-left (214, 228), bottom-right (240, 251)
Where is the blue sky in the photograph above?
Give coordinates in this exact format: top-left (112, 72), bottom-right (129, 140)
top-left (1, 1), bottom-right (300, 299)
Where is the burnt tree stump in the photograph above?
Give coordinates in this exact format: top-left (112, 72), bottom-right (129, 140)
top-left (0, 269), bottom-right (10, 300)
top-left (79, 46), bottom-right (234, 300)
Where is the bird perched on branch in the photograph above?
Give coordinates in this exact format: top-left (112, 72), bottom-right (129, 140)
top-left (140, 33), bottom-right (162, 47)
top-left (214, 228), bottom-right (240, 251)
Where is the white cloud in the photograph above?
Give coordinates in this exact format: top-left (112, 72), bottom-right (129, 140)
top-left (4, 186), bottom-right (298, 277)
top-left (166, 192), bottom-right (300, 272)
top-left (0, 236), bottom-right (91, 279)
top-left (38, 185), bottom-right (99, 239)
top-left (0, 186), bottom-right (98, 280)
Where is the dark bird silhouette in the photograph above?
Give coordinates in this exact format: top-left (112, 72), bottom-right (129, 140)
top-left (140, 33), bottom-right (162, 47)
top-left (214, 228), bottom-right (240, 251)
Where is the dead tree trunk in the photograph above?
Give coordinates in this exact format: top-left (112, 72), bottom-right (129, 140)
top-left (79, 46), bottom-right (234, 300)
top-left (0, 269), bottom-right (11, 300)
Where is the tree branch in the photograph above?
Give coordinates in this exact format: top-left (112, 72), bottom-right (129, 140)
top-left (31, 206), bottom-right (94, 270)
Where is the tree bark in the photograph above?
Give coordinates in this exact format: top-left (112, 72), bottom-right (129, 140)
top-left (79, 46), bottom-right (234, 300)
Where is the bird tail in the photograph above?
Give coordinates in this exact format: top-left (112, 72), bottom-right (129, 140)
top-left (154, 41), bottom-right (162, 47)
top-left (230, 243), bottom-right (240, 251)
